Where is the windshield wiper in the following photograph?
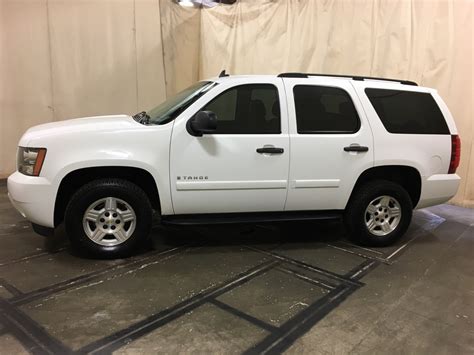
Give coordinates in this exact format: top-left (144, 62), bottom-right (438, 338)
top-left (133, 111), bottom-right (151, 125)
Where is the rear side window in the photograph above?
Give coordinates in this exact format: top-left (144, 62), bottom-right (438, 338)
top-left (293, 85), bottom-right (360, 134)
top-left (202, 84), bottom-right (280, 134)
top-left (365, 88), bottom-right (449, 134)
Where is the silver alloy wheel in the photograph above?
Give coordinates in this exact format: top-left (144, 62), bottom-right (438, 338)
top-left (364, 195), bottom-right (402, 236)
top-left (82, 197), bottom-right (136, 246)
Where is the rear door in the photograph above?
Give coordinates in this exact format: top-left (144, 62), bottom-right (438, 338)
top-left (283, 77), bottom-right (374, 211)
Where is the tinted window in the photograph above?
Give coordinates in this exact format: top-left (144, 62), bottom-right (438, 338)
top-left (365, 88), bottom-right (449, 134)
top-left (294, 85), bottom-right (360, 134)
top-left (203, 84), bottom-right (280, 134)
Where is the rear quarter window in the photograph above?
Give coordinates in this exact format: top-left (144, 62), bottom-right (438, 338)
top-left (365, 88), bottom-right (449, 134)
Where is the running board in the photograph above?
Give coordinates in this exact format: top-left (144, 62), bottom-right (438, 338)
top-left (161, 211), bottom-right (342, 226)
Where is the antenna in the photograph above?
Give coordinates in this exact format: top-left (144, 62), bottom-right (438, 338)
top-left (219, 70), bottom-right (229, 78)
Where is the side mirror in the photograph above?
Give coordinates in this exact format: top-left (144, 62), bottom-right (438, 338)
top-left (186, 111), bottom-right (217, 137)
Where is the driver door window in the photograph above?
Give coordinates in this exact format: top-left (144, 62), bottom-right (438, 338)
top-left (203, 84), bottom-right (281, 134)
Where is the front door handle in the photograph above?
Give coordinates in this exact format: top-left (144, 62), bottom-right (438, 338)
top-left (344, 145), bottom-right (369, 152)
top-left (256, 147), bottom-right (284, 154)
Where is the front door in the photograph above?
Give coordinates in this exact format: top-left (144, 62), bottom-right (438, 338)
top-left (170, 78), bottom-right (290, 214)
top-left (283, 77), bottom-right (374, 211)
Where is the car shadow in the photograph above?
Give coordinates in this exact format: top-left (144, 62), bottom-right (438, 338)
top-left (149, 219), bottom-right (349, 250)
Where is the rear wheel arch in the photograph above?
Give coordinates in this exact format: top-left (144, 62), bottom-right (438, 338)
top-left (347, 165), bottom-right (422, 208)
top-left (54, 166), bottom-right (161, 227)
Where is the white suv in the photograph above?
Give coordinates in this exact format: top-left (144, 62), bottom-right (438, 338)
top-left (8, 72), bottom-right (461, 257)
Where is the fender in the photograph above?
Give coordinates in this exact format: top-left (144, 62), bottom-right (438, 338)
top-left (53, 160), bottom-right (171, 215)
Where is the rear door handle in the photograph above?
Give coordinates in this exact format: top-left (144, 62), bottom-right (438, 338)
top-left (344, 145), bottom-right (369, 152)
top-left (256, 147), bottom-right (284, 154)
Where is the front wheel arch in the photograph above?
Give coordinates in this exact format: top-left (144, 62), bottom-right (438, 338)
top-left (54, 166), bottom-right (161, 227)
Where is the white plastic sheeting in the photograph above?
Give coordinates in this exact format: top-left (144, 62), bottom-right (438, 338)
top-left (1, 0), bottom-right (167, 175)
top-left (198, 0), bottom-right (473, 207)
top-left (1, 0), bottom-right (473, 207)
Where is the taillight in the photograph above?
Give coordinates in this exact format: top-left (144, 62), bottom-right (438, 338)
top-left (448, 135), bottom-right (461, 174)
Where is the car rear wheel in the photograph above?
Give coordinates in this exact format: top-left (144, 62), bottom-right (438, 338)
top-left (65, 178), bottom-right (152, 258)
top-left (344, 180), bottom-right (412, 247)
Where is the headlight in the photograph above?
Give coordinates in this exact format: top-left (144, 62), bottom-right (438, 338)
top-left (17, 147), bottom-right (47, 176)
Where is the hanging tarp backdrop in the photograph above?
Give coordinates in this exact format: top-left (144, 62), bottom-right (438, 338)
top-left (0, 0), bottom-right (473, 208)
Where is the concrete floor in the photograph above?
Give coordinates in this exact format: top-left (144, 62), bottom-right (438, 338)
top-left (0, 182), bottom-right (473, 354)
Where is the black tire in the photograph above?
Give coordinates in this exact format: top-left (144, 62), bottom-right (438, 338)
top-left (344, 180), bottom-right (413, 247)
top-left (65, 178), bottom-right (152, 258)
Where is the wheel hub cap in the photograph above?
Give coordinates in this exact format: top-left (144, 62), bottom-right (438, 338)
top-left (365, 195), bottom-right (401, 236)
top-left (82, 197), bottom-right (136, 246)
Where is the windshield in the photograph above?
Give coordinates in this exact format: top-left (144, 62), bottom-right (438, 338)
top-left (147, 81), bottom-right (217, 125)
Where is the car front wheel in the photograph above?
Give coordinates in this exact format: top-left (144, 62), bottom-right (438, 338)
top-left (65, 178), bottom-right (152, 258)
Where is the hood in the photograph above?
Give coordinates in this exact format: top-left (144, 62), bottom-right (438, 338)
top-left (21, 115), bottom-right (142, 145)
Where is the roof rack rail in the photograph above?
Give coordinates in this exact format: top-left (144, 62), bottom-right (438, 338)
top-left (277, 72), bottom-right (418, 86)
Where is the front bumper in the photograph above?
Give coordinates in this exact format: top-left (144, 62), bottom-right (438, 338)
top-left (31, 223), bottom-right (54, 237)
top-left (7, 171), bottom-right (55, 228)
top-left (416, 174), bottom-right (461, 209)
